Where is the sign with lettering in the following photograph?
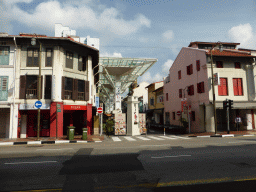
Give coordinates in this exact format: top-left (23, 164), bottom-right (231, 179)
top-left (19, 104), bottom-right (50, 110)
top-left (63, 105), bottom-right (87, 110)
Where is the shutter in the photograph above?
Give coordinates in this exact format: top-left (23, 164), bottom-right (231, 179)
top-left (190, 64), bottom-right (193, 74)
top-left (238, 78), bottom-right (243, 95)
top-left (218, 78), bottom-right (223, 95)
top-left (41, 76), bottom-right (43, 99)
top-left (201, 82), bottom-right (204, 93)
top-left (191, 85), bottom-right (194, 95)
top-left (85, 80), bottom-right (89, 101)
top-left (187, 66), bottom-right (189, 75)
top-left (73, 79), bottom-right (78, 100)
top-left (196, 60), bottom-right (200, 71)
top-left (197, 83), bottom-right (200, 93)
top-left (233, 78), bottom-right (238, 96)
top-left (62, 76), bottom-right (65, 100)
top-left (20, 75), bottom-right (26, 99)
top-left (223, 78), bottom-right (227, 95)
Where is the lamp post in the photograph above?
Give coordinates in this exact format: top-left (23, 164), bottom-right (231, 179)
top-left (210, 42), bottom-right (223, 135)
top-left (31, 37), bottom-right (42, 141)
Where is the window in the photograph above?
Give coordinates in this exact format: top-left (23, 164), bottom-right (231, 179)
top-left (172, 112), bottom-right (175, 120)
top-left (179, 89), bottom-right (183, 98)
top-left (157, 95), bottom-right (163, 103)
top-left (166, 93), bottom-right (168, 101)
top-left (191, 111), bottom-right (195, 121)
top-left (66, 51), bottom-right (73, 69)
top-left (196, 60), bottom-right (200, 71)
top-left (187, 64), bottom-right (193, 75)
top-left (77, 80), bottom-right (85, 100)
top-left (44, 75), bottom-right (52, 99)
top-left (45, 48), bottom-right (53, 67)
top-left (0, 76), bottom-right (8, 101)
top-left (78, 55), bottom-right (86, 71)
top-left (233, 78), bottom-right (243, 96)
top-left (235, 62), bottom-right (241, 69)
top-left (64, 77), bottom-right (73, 99)
top-left (27, 48), bottom-right (39, 67)
top-left (150, 98), bottom-right (154, 106)
top-left (216, 61), bottom-right (223, 68)
top-left (218, 78), bottom-right (228, 96)
top-left (197, 81), bottom-right (205, 93)
top-left (165, 112), bottom-right (170, 124)
top-left (198, 44), bottom-right (212, 49)
top-left (188, 85), bottom-right (194, 96)
top-left (0, 46), bottom-right (10, 65)
top-left (178, 70), bottom-right (181, 79)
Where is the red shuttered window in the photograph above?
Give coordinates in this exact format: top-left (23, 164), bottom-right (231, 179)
top-left (178, 70), bottom-right (181, 79)
top-left (188, 85), bottom-right (194, 96)
top-left (179, 89), bottom-right (183, 98)
top-left (233, 78), bottom-right (243, 96)
top-left (218, 78), bottom-right (228, 96)
top-left (196, 60), bottom-right (200, 71)
top-left (187, 64), bottom-right (193, 75)
top-left (166, 93), bottom-right (168, 101)
top-left (197, 82), bottom-right (205, 93)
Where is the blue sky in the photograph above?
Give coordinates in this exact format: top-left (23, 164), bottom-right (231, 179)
top-left (1, 0), bottom-right (256, 84)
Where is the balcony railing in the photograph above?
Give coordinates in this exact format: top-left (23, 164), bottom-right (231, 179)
top-left (26, 89), bottom-right (37, 99)
top-left (77, 92), bottom-right (85, 101)
top-left (64, 90), bottom-right (72, 100)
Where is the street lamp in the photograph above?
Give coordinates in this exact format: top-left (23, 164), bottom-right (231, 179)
top-left (31, 37), bottom-right (42, 141)
top-left (210, 42), bottom-right (223, 135)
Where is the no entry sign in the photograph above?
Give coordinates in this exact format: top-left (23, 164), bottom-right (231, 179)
top-left (177, 111), bottom-right (181, 116)
top-left (97, 107), bottom-right (103, 114)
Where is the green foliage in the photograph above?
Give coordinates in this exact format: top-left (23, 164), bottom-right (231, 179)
top-left (180, 118), bottom-right (188, 128)
top-left (103, 119), bottom-right (114, 135)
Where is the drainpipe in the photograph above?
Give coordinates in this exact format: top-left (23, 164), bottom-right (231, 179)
top-left (12, 37), bottom-right (17, 139)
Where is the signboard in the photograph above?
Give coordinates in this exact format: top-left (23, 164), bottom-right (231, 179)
top-left (19, 104), bottom-right (50, 110)
top-left (188, 105), bottom-right (191, 114)
top-left (35, 101), bottom-right (42, 109)
top-left (115, 113), bottom-right (126, 135)
top-left (63, 105), bottom-right (87, 110)
top-left (95, 96), bottom-right (99, 108)
top-left (139, 113), bottom-right (146, 134)
top-left (181, 98), bottom-right (187, 112)
top-left (177, 111), bottom-right (181, 116)
top-left (213, 73), bottom-right (220, 85)
top-left (97, 107), bottom-right (103, 114)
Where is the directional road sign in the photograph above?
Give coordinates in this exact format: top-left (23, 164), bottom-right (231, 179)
top-left (35, 101), bottom-right (42, 109)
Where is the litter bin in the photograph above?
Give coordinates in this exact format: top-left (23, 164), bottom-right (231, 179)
top-left (82, 128), bottom-right (88, 140)
top-left (67, 126), bottom-right (75, 140)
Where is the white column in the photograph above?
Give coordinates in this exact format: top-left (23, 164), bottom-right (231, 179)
top-left (126, 96), bottom-right (140, 136)
top-left (9, 104), bottom-right (19, 138)
top-left (205, 104), bottom-right (215, 132)
top-left (87, 55), bottom-right (92, 104)
top-left (245, 65), bottom-right (255, 101)
top-left (20, 115), bottom-right (27, 138)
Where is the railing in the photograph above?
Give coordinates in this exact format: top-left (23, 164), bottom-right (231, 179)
top-left (26, 89), bottom-right (37, 99)
top-left (64, 90), bottom-right (72, 100)
top-left (77, 92), bottom-right (85, 101)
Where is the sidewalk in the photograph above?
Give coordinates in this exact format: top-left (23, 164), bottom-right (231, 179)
top-left (0, 135), bottom-right (105, 146)
top-left (185, 130), bottom-right (256, 137)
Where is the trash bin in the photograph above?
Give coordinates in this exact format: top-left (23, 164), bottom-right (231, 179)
top-left (82, 128), bottom-right (88, 140)
top-left (67, 126), bottom-right (75, 140)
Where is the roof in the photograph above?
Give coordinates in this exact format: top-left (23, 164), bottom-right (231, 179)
top-left (145, 81), bottom-right (163, 88)
top-left (188, 41), bottom-right (240, 47)
top-left (153, 86), bottom-right (163, 92)
top-left (205, 49), bottom-right (256, 57)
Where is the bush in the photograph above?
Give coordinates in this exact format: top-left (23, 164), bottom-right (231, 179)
top-left (103, 119), bottom-right (114, 136)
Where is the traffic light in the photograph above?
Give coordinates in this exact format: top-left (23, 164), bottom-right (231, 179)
top-left (223, 100), bottom-right (228, 109)
top-left (229, 100), bottom-right (233, 109)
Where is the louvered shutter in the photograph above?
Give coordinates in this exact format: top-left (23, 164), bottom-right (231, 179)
top-left (20, 75), bottom-right (26, 99)
top-left (190, 64), bottom-right (193, 75)
top-left (238, 78), bottom-right (243, 95)
top-left (191, 85), bottom-right (194, 95)
top-left (73, 79), bottom-right (78, 100)
top-left (187, 66), bottom-right (190, 75)
top-left (222, 78), bottom-right (227, 95)
top-left (233, 78), bottom-right (238, 96)
top-left (85, 81), bottom-right (89, 101)
top-left (201, 82), bottom-right (204, 93)
top-left (62, 76), bottom-right (65, 100)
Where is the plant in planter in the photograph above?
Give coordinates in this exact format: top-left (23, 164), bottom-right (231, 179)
top-left (103, 119), bottom-right (114, 137)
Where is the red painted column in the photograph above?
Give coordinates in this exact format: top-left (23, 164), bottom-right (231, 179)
top-left (87, 104), bottom-right (92, 135)
top-left (70, 113), bottom-right (73, 127)
top-left (50, 102), bottom-right (63, 137)
top-left (17, 110), bottom-right (21, 138)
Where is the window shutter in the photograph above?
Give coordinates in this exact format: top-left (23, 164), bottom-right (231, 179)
top-left (238, 78), bottom-right (243, 95)
top-left (191, 85), bottom-right (194, 95)
top-left (85, 80), bottom-right (89, 101)
top-left (222, 78), bottom-right (227, 95)
top-left (196, 60), bottom-right (200, 71)
top-left (197, 83), bottom-right (200, 93)
top-left (218, 78), bottom-right (223, 95)
top-left (73, 79), bottom-right (78, 100)
top-left (233, 78), bottom-right (238, 96)
top-left (62, 76), bottom-right (65, 100)
top-left (201, 82), bottom-right (204, 93)
top-left (178, 70), bottom-right (181, 79)
top-left (190, 64), bottom-right (193, 74)
top-left (187, 66), bottom-right (190, 75)
top-left (216, 61), bottom-right (223, 68)
top-left (235, 62), bottom-right (241, 69)
top-left (19, 75), bottom-right (26, 99)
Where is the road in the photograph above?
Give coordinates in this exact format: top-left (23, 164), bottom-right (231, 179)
top-left (0, 135), bottom-right (256, 191)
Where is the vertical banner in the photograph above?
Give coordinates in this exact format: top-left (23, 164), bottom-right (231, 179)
top-left (139, 113), bottom-right (146, 134)
top-left (181, 98), bottom-right (187, 112)
top-left (95, 96), bottom-right (99, 108)
top-left (213, 73), bottom-right (220, 85)
top-left (115, 113), bottom-right (126, 135)
top-left (115, 82), bottom-right (121, 110)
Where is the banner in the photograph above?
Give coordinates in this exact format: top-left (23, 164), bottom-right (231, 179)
top-left (139, 113), bottom-right (146, 134)
top-left (115, 113), bottom-right (126, 135)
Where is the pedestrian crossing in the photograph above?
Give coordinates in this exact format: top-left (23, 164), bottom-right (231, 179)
top-left (110, 135), bottom-right (191, 142)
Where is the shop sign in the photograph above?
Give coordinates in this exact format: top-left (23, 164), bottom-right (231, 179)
top-left (64, 105), bottom-right (87, 110)
top-left (19, 104), bottom-right (50, 110)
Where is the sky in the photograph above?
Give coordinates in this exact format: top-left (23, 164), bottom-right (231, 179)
top-left (1, 0), bottom-right (256, 85)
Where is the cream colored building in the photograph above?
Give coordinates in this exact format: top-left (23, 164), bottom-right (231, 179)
top-left (164, 42), bottom-right (256, 133)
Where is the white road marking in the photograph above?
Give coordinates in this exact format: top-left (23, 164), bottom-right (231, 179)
top-left (36, 148), bottom-right (74, 151)
top-left (158, 136), bottom-right (178, 140)
top-left (243, 135), bottom-right (255, 137)
top-left (151, 155), bottom-right (191, 159)
top-left (136, 136), bottom-right (151, 141)
top-left (197, 136), bottom-right (211, 138)
top-left (140, 144), bottom-right (171, 147)
top-left (0, 142), bottom-right (13, 146)
top-left (124, 137), bottom-right (136, 141)
top-left (147, 136), bottom-right (164, 140)
top-left (5, 161), bottom-right (58, 165)
top-left (169, 135), bottom-right (191, 140)
top-left (229, 141), bottom-right (256, 143)
top-left (55, 141), bottom-right (70, 144)
top-left (27, 141), bottom-right (41, 145)
top-left (112, 137), bottom-right (122, 142)
top-left (222, 134), bottom-right (234, 137)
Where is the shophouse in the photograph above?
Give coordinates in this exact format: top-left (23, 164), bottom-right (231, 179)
top-left (0, 33), bottom-right (99, 138)
top-left (164, 41), bottom-right (256, 133)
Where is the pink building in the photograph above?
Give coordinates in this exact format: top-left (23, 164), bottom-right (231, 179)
top-left (164, 42), bottom-right (256, 133)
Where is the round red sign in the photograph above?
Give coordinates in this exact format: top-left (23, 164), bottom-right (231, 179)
top-left (97, 107), bottom-right (103, 114)
top-left (177, 111), bottom-right (181, 116)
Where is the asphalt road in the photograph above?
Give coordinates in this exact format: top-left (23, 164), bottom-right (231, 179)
top-left (0, 136), bottom-right (256, 191)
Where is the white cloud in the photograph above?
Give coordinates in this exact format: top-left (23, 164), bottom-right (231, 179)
top-left (162, 30), bottom-right (174, 42)
top-left (7, 1), bottom-right (151, 36)
top-left (228, 23), bottom-right (256, 49)
top-left (162, 59), bottom-right (173, 73)
top-left (100, 52), bottom-right (122, 57)
top-left (140, 71), bottom-right (164, 84)
top-left (3, 0), bottom-right (33, 4)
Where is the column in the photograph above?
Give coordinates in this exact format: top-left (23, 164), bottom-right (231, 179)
top-left (245, 64), bottom-right (255, 101)
top-left (50, 102), bottom-right (63, 137)
top-left (87, 104), bottom-right (92, 135)
top-left (205, 104), bottom-right (215, 132)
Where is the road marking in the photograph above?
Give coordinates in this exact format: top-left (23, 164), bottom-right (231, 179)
top-left (5, 161), bottom-right (58, 165)
top-left (0, 142), bottom-right (13, 146)
top-left (147, 136), bottom-right (164, 140)
top-left (136, 136), bottom-right (151, 140)
top-left (140, 144), bottom-right (171, 147)
top-left (27, 141), bottom-right (41, 145)
top-left (243, 135), bottom-right (255, 137)
top-left (197, 136), bottom-right (211, 138)
top-left (124, 137), bottom-right (136, 141)
top-left (36, 148), bottom-right (73, 151)
top-left (169, 135), bottom-right (190, 139)
top-left (151, 155), bottom-right (191, 158)
top-left (222, 134), bottom-right (234, 137)
top-left (158, 136), bottom-right (178, 140)
top-left (55, 140), bottom-right (70, 144)
top-left (112, 137), bottom-right (122, 142)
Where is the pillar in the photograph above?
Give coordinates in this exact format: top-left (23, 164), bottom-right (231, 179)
top-left (87, 103), bottom-right (92, 135)
top-left (126, 96), bottom-right (140, 136)
top-left (50, 102), bottom-right (63, 137)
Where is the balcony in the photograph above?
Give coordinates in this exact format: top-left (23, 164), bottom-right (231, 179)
top-left (26, 89), bottom-right (37, 99)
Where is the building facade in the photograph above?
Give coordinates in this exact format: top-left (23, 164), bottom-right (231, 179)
top-left (0, 33), bottom-right (99, 138)
top-left (164, 41), bottom-right (256, 133)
